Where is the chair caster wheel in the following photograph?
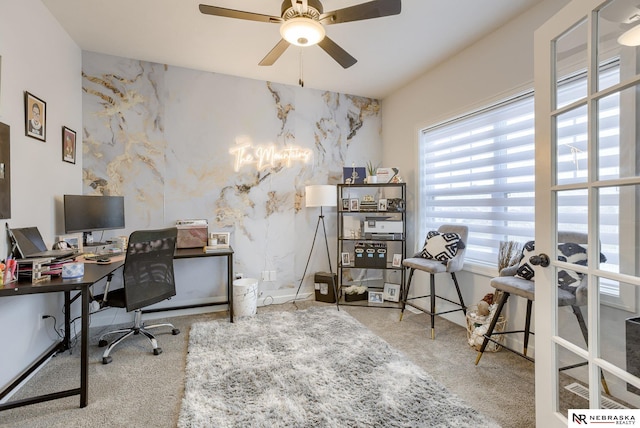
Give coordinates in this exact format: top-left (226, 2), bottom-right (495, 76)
top-left (98, 339), bottom-right (108, 347)
top-left (172, 328), bottom-right (180, 335)
top-left (153, 347), bottom-right (163, 356)
top-left (102, 356), bottom-right (112, 364)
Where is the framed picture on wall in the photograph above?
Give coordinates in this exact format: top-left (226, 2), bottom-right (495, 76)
top-left (24, 91), bottom-right (46, 141)
top-left (62, 126), bottom-right (76, 164)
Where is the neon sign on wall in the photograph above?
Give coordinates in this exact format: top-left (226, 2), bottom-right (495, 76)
top-left (229, 140), bottom-right (313, 172)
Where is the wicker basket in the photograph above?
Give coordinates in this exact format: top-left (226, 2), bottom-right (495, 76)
top-left (466, 305), bottom-right (507, 352)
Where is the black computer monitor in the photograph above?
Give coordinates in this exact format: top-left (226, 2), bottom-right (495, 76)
top-left (63, 195), bottom-right (125, 244)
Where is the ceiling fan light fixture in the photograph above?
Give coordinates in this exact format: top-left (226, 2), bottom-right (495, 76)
top-left (618, 23), bottom-right (640, 46)
top-left (280, 17), bottom-right (325, 46)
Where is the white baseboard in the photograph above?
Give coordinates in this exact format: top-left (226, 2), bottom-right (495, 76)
top-left (88, 292), bottom-right (315, 328)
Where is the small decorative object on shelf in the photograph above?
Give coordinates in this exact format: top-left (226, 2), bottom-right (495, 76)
top-left (376, 167), bottom-right (401, 183)
top-left (343, 285), bottom-right (368, 301)
top-left (365, 161), bottom-right (380, 183)
top-left (204, 232), bottom-right (231, 251)
top-left (359, 194), bottom-right (377, 212)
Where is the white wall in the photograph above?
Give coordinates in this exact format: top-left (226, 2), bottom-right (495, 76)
top-left (0, 0), bottom-right (82, 391)
top-left (381, 0), bottom-right (569, 334)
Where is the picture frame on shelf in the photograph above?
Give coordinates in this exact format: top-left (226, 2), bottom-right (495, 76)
top-left (376, 167), bottom-right (399, 183)
top-left (343, 166), bottom-right (366, 184)
top-left (207, 232), bottom-right (230, 248)
top-left (383, 283), bottom-right (400, 302)
top-left (392, 253), bottom-right (402, 268)
top-left (341, 252), bottom-right (350, 266)
top-left (342, 198), bottom-right (350, 211)
top-left (378, 198), bottom-right (387, 211)
top-left (24, 91), bottom-right (46, 141)
top-left (368, 291), bottom-right (384, 304)
top-left (62, 126), bottom-right (76, 164)
top-left (55, 233), bottom-right (83, 252)
top-left (349, 198), bottom-right (359, 211)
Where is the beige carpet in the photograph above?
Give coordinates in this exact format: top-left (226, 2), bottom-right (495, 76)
top-left (0, 301), bottom-right (536, 427)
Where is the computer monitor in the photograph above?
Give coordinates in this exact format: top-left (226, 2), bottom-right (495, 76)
top-left (63, 195), bottom-right (125, 244)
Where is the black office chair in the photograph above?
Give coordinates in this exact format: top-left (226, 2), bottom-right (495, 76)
top-left (96, 227), bottom-right (180, 364)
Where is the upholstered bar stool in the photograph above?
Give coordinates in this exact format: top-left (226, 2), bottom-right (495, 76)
top-left (474, 231), bottom-right (609, 394)
top-left (400, 224), bottom-right (468, 339)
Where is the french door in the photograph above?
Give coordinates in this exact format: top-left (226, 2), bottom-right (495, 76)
top-left (535, 0), bottom-right (640, 425)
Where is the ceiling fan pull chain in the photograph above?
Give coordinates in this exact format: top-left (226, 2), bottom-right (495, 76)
top-left (299, 48), bottom-right (304, 87)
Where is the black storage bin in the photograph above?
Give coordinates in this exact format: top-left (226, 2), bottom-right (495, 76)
top-left (354, 242), bottom-right (387, 268)
top-left (314, 272), bottom-right (337, 303)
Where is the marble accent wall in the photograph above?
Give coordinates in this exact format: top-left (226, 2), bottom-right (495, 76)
top-left (81, 52), bottom-right (381, 297)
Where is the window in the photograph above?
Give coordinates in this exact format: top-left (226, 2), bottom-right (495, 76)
top-left (418, 92), bottom-right (535, 267)
top-left (419, 64), bottom-right (622, 276)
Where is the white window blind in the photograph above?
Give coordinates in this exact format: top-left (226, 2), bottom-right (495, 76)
top-left (419, 93), bottom-right (536, 266)
top-left (419, 65), bottom-right (621, 270)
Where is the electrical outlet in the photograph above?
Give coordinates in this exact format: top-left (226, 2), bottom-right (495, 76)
top-left (38, 313), bottom-right (46, 329)
top-left (235, 272), bottom-right (244, 280)
top-left (261, 271), bottom-right (270, 281)
top-left (269, 270), bottom-right (276, 281)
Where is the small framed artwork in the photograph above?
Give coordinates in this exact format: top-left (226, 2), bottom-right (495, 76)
top-left (341, 252), bottom-right (350, 266)
top-left (208, 232), bottom-right (230, 248)
top-left (368, 291), bottom-right (384, 304)
top-left (392, 253), bottom-right (402, 268)
top-left (55, 233), bottom-right (83, 252)
top-left (343, 166), bottom-right (366, 184)
top-left (62, 126), bottom-right (76, 164)
top-left (383, 283), bottom-right (400, 302)
top-left (349, 198), bottom-right (359, 212)
top-left (24, 91), bottom-right (46, 141)
top-left (378, 198), bottom-right (387, 211)
top-left (342, 198), bottom-right (350, 211)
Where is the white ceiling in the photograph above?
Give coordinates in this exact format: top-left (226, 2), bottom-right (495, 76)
top-left (41, 0), bottom-right (544, 99)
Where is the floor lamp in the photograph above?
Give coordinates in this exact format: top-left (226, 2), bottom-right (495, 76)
top-left (295, 184), bottom-right (339, 310)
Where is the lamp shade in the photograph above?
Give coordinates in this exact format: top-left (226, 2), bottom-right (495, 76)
top-left (280, 18), bottom-right (326, 47)
top-left (305, 185), bottom-right (336, 207)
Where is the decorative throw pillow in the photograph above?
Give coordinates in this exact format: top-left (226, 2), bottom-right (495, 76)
top-left (515, 241), bottom-right (607, 294)
top-left (556, 242), bottom-right (607, 293)
top-left (420, 230), bottom-right (464, 262)
top-left (515, 240), bottom-right (536, 280)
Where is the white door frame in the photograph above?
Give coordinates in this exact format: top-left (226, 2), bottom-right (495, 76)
top-left (535, 0), bottom-right (640, 425)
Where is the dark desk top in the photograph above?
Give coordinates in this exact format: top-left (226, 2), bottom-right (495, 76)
top-left (0, 261), bottom-right (124, 296)
top-left (0, 247), bottom-right (234, 297)
top-left (174, 246), bottom-right (234, 259)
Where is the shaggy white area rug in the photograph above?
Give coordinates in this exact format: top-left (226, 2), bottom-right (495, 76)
top-left (178, 307), bottom-right (500, 428)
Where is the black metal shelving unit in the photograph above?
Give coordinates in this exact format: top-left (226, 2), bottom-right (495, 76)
top-left (336, 183), bottom-right (406, 309)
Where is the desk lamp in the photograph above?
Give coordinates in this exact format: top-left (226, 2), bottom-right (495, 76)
top-left (295, 184), bottom-right (339, 309)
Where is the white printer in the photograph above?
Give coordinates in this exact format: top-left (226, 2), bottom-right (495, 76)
top-left (363, 217), bottom-right (403, 239)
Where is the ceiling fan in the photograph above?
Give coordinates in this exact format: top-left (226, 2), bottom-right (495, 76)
top-left (199, 0), bottom-right (401, 69)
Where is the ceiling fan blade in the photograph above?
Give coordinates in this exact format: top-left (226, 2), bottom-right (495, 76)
top-left (199, 4), bottom-right (282, 24)
top-left (320, 0), bottom-right (401, 25)
top-left (317, 36), bottom-right (357, 69)
top-left (259, 39), bottom-right (291, 66)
